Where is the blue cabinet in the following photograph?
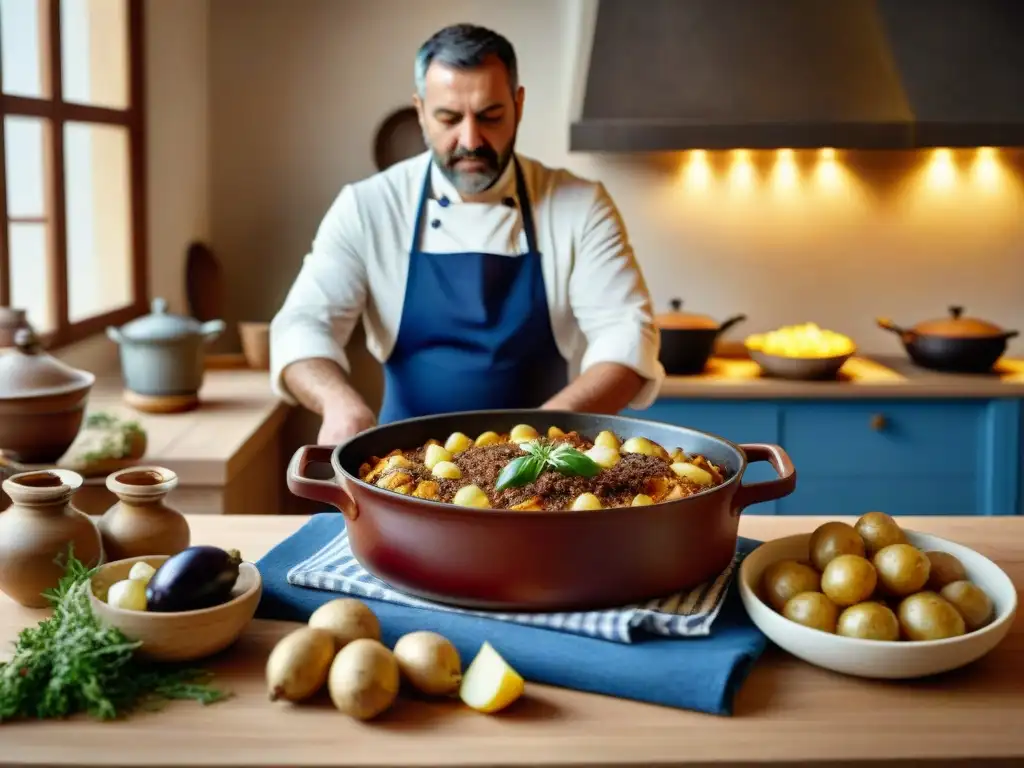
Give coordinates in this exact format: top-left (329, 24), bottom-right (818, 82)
top-left (623, 397), bottom-right (1022, 517)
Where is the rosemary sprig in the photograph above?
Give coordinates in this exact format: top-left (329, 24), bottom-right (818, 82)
top-left (0, 547), bottom-right (231, 723)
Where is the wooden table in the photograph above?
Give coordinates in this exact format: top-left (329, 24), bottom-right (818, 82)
top-left (2, 515), bottom-right (1021, 767)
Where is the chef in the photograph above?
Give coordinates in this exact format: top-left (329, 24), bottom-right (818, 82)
top-left (269, 23), bottom-right (665, 445)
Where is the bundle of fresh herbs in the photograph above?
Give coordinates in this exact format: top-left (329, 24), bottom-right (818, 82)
top-left (0, 548), bottom-right (230, 723)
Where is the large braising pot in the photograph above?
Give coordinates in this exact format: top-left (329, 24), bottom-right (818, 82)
top-left (287, 410), bottom-right (796, 612)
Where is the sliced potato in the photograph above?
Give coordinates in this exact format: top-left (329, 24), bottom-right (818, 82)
top-left (547, 426), bottom-right (566, 439)
top-left (584, 444), bottom-right (620, 469)
top-left (571, 492), bottom-right (602, 511)
top-left (631, 494), bottom-right (654, 506)
top-left (423, 444), bottom-right (451, 470)
top-left (377, 471), bottom-right (413, 491)
top-left (431, 461), bottom-right (462, 480)
top-left (670, 461), bottom-right (715, 486)
top-left (594, 430), bottom-right (620, 450)
top-left (444, 432), bottom-right (472, 454)
top-left (509, 424), bottom-right (540, 443)
top-left (387, 455), bottom-right (414, 469)
top-left (510, 497), bottom-right (544, 511)
top-left (474, 431), bottom-right (502, 447)
top-left (621, 436), bottom-right (658, 456)
top-left (645, 475), bottom-right (671, 501)
top-left (663, 483), bottom-right (686, 501)
top-left (412, 480), bottom-right (440, 500)
top-left (453, 484), bottom-right (490, 508)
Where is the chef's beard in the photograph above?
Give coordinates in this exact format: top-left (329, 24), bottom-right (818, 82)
top-left (429, 132), bottom-right (516, 195)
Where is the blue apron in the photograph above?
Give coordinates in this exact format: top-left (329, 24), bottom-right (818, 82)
top-left (377, 158), bottom-right (568, 423)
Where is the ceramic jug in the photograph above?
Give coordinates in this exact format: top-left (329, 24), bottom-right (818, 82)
top-left (96, 466), bottom-right (190, 561)
top-left (0, 469), bottom-right (103, 608)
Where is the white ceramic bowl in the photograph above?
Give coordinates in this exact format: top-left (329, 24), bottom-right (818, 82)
top-left (739, 530), bottom-right (1018, 679)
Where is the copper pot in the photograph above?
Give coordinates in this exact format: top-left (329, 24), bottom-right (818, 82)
top-left (876, 305), bottom-right (1019, 373)
top-left (286, 410), bottom-right (796, 612)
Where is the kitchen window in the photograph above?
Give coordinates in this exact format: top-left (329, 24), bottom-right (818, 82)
top-left (0, 0), bottom-right (145, 349)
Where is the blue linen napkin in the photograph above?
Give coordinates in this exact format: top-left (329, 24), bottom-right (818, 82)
top-left (285, 527), bottom-right (744, 644)
top-left (254, 512), bottom-right (769, 715)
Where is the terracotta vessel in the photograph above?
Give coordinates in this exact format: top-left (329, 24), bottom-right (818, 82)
top-left (97, 466), bottom-right (190, 561)
top-left (0, 327), bottom-right (95, 463)
top-left (287, 409), bottom-right (797, 612)
top-left (0, 469), bottom-right (103, 608)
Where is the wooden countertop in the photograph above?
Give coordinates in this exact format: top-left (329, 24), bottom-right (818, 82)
top-left (2, 514), bottom-right (1021, 767)
top-left (5, 366), bottom-right (291, 487)
top-left (659, 354), bottom-right (1024, 399)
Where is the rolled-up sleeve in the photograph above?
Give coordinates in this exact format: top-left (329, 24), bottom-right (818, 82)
top-left (269, 185), bottom-right (368, 405)
top-left (568, 182), bottom-right (665, 410)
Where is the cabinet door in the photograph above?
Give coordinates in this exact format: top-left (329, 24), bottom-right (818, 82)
top-left (623, 401), bottom-right (783, 513)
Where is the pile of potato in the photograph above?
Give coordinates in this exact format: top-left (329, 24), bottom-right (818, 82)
top-left (265, 597), bottom-right (524, 719)
top-left (760, 512), bottom-right (996, 641)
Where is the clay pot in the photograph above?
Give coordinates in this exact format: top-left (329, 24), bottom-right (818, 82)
top-left (96, 466), bottom-right (190, 561)
top-left (0, 469), bottom-right (103, 608)
top-left (0, 327), bottom-right (95, 463)
top-left (0, 307), bottom-right (31, 349)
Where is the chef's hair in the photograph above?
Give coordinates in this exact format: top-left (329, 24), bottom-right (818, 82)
top-left (415, 23), bottom-right (519, 97)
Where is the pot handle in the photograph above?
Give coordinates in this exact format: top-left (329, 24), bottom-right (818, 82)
top-left (876, 317), bottom-right (913, 339)
top-left (200, 319), bottom-right (226, 343)
top-left (286, 445), bottom-right (358, 521)
top-left (106, 326), bottom-right (124, 344)
top-left (732, 444), bottom-right (796, 514)
top-left (716, 314), bottom-right (747, 336)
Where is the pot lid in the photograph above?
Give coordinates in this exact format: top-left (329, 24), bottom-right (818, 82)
top-left (655, 298), bottom-right (720, 330)
top-left (0, 328), bottom-right (95, 399)
top-left (113, 297), bottom-right (205, 342)
top-left (912, 306), bottom-right (1009, 338)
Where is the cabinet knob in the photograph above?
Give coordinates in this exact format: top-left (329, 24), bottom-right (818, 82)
top-left (870, 413), bottom-right (887, 431)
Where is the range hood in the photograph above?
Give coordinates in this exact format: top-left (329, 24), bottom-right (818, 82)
top-left (570, 0), bottom-right (1024, 151)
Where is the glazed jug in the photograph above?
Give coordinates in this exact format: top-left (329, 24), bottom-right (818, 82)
top-left (97, 466), bottom-right (191, 561)
top-left (0, 469), bottom-right (103, 608)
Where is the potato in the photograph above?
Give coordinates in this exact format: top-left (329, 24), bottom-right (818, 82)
top-left (854, 511), bottom-right (907, 556)
top-left (940, 580), bottom-right (994, 631)
top-left (571, 492), bottom-right (602, 510)
top-left (874, 543), bottom-right (931, 597)
top-left (431, 460), bottom-right (462, 480)
top-left (760, 559), bottom-right (821, 613)
top-left (453, 484), bottom-right (490, 508)
top-left (584, 444), bottom-right (620, 469)
top-left (308, 598), bottom-right (381, 651)
top-left (670, 461), bottom-right (714, 487)
top-left (897, 591), bottom-right (965, 641)
top-left (423, 444), bottom-right (451, 470)
top-left (474, 431), bottom-right (501, 447)
top-left (669, 448), bottom-right (687, 463)
top-left (620, 436), bottom-right (658, 456)
top-left (412, 480), bottom-right (440, 499)
top-left (820, 554), bottom-right (877, 607)
top-left (926, 551), bottom-right (968, 591)
top-left (547, 426), bottom-right (566, 439)
top-left (377, 471), bottom-right (414, 492)
top-left (459, 641), bottom-right (525, 714)
top-left (809, 521), bottom-right (865, 572)
top-left (444, 432), bottom-right (472, 454)
top-left (386, 455), bottom-right (414, 470)
top-left (782, 591), bottom-right (839, 633)
top-left (509, 424), bottom-right (539, 443)
top-left (393, 631), bottom-right (462, 696)
top-left (836, 601), bottom-right (900, 641)
top-left (328, 638), bottom-right (400, 720)
top-left (630, 494), bottom-right (654, 506)
top-left (594, 430), bottom-right (620, 450)
top-left (510, 497), bottom-right (543, 511)
top-left (266, 626), bottom-right (336, 702)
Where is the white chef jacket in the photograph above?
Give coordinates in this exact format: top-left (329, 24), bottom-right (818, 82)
top-left (269, 150), bottom-right (665, 410)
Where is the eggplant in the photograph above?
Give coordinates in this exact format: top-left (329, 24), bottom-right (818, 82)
top-left (145, 545), bottom-right (243, 612)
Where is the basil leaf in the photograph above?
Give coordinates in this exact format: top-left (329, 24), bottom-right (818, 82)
top-left (495, 454), bottom-right (546, 491)
top-left (547, 446), bottom-right (603, 478)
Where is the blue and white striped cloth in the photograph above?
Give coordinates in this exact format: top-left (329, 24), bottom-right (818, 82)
top-left (285, 529), bottom-right (747, 644)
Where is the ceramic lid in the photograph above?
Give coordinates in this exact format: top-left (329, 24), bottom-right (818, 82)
top-left (0, 328), bottom-right (96, 399)
top-left (655, 298), bottom-right (720, 330)
top-left (113, 298), bottom-right (204, 342)
top-left (912, 306), bottom-right (1009, 338)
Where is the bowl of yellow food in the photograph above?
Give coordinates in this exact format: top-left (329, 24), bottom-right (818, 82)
top-left (744, 322), bottom-right (856, 380)
top-left (738, 513), bottom-right (1017, 679)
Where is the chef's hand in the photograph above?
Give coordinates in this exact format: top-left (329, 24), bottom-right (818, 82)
top-left (318, 403), bottom-right (377, 446)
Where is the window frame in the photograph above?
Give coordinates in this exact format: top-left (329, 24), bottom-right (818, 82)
top-left (0, 0), bottom-right (147, 349)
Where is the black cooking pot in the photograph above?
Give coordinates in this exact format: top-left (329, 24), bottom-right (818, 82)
top-left (876, 306), bottom-right (1019, 374)
top-left (656, 298), bottom-right (746, 375)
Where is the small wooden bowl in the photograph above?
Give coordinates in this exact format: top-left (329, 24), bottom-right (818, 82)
top-left (88, 554), bottom-right (262, 662)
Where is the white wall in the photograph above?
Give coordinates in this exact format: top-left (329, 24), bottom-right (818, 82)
top-left (206, 0), bottom-right (1024, 398)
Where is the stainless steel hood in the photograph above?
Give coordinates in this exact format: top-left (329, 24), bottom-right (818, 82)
top-left (569, 0), bottom-right (1024, 151)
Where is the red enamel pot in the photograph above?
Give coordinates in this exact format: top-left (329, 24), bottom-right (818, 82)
top-left (286, 409), bottom-right (796, 612)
